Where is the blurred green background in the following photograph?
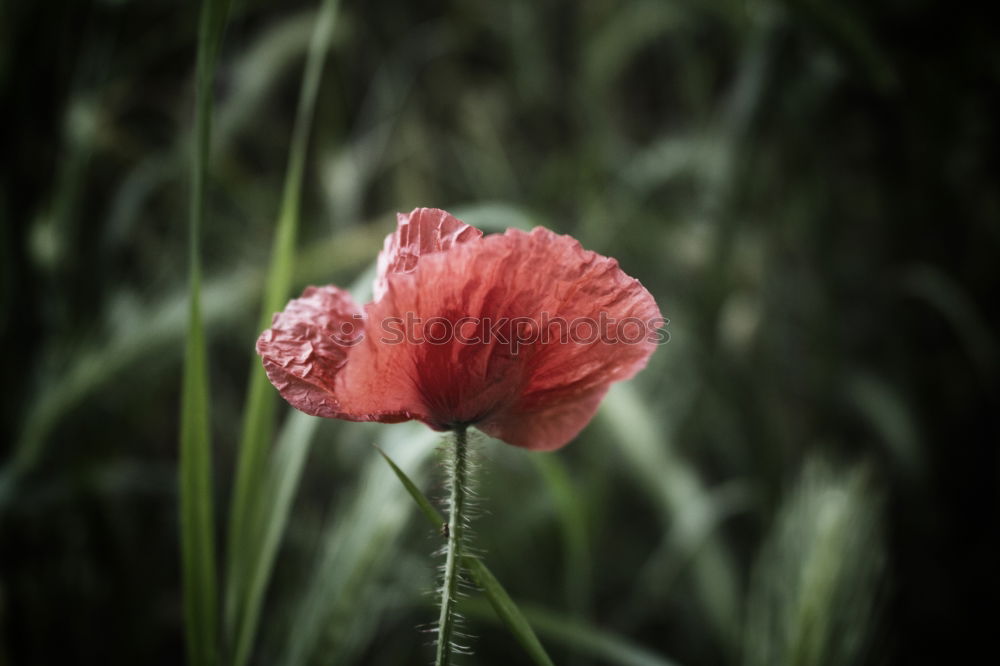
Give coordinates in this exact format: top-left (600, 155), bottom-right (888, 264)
top-left (1, 0), bottom-right (997, 664)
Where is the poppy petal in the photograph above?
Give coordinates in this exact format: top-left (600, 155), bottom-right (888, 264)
top-left (477, 386), bottom-right (609, 451)
top-left (256, 286), bottom-right (369, 420)
top-left (339, 227), bottom-right (662, 449)
top-left (373, 207), bottom-right (483, 302)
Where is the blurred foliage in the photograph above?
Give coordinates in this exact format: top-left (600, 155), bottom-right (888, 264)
top-left (742, 461), bottom-right (885, 666)
top-left (1, 0), bottom-right (998, 665)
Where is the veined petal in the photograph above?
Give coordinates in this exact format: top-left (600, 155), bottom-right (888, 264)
top-left (339, 227), bottom-right (662, 449)
top-left (478, 386), bottom-right (609, 451)
top-left (373, 207), bottom-right (483, 302)
top-left (256, 285), bottom-right (408, 422)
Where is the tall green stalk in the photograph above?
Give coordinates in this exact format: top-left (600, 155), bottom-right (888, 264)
top-left (436, 427), bottom-right (470, 666)
top-left (376, 444), bottom-right (555, 666)
top-left (180, 1), bottom-right (231, 666)
top-left (225, 0), bottom-right (340, 663)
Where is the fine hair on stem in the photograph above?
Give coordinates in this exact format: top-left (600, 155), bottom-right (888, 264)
top-left (435, 426), bottom-right (482, 664)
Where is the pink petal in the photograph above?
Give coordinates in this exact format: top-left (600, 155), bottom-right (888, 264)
top-left (372, 207), bottom-right (483, 302)
top-left (256, 285), bottom-right (411, 422)
top-left (477, 387), bottom-right (609, 451)
top-left (338, 227), bottom-right (662, 449)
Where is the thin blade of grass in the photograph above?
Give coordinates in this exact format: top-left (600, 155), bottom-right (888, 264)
top-left (230, 411), bottom-right (318, 666)
top-left (598, 383), bottom-right (741, 651)
top-left (180, 290), bottom-right (217, 666)
top-left (374, 444), bottom-right (443, 525)
top-left (180, 1), bottom-right (231, 665)
top-left (376, 445), bottom-right (556, 666)
top-left (462, 599), bottom-right (683, 666)
top-left (279, 425), bottom-right (437, 666)
top-left (225, 0), bottom-right (341, 656)
top-left (530, 453), bottom-right (591, 616)
top-left (465, 560), bottom-right (556, 666)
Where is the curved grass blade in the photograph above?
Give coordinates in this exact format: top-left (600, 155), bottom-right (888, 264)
top-left (599, 383), bottom-right (741, 652)
top-left (374, 444), bottom-right (443, 525)
top-left (230, 411), bottom-right (318, 666)
top-left (225, 0), bottom-right (341, 657)
top-left (464, 560), bottom-right (556, 666)
top-left (180, 1), bottom-right (232, 665)
top-left (279, 426), bottom-right (436, 666)
top-left (462, 598), bottom-right (683, 666)
top-left (375, 445), bottom-right (556, 666)
top-left (530, 453), bottom-right (591, 615)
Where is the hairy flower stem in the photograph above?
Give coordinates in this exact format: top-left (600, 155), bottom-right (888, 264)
top-left (436, 426), bottom-right (469, 665)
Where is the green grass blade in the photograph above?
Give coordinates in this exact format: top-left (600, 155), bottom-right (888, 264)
top-left (463, 599), bottom-right (683, 666)
top-left (280, 426), bottom-right (437, 666)
top-left (530, 453), bottom-right (591, 615)
top-left (180, 1), bottom-right (231, 665)
top-left (376, 444), bottom-right (556, 666)
top-left (180, 296), bottom-right (218, 666)
top-left (598, 383), bottom-right (742, 651)
top-left (464, 560), bottom-right (556, 666)
top-left (225, 0), bottom-right (340, 655)
top-left (374, 444), bottom-right (444, 525)
top-left (231, 411), bottom-right (317, 666)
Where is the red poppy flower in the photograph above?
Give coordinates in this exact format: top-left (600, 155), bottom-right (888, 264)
top-left (257, 208), bottom-right (662, 450)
